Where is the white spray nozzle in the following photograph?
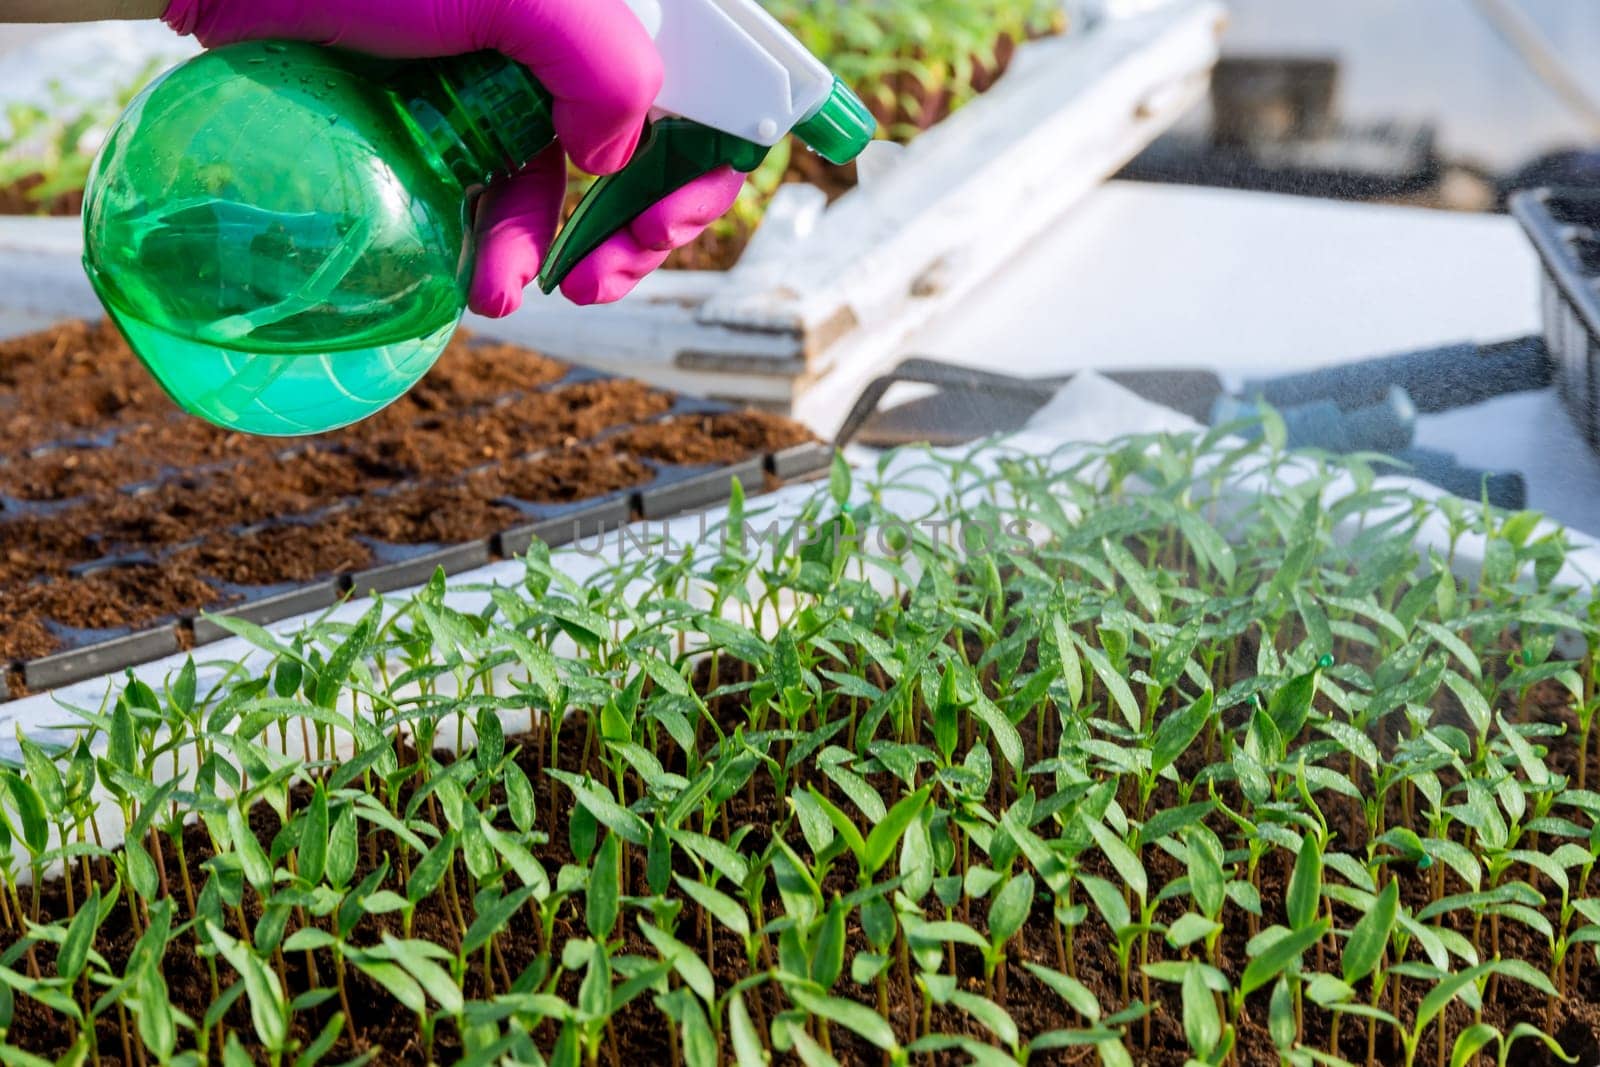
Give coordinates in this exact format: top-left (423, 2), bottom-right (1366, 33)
top-left (621, 0), bottom-right (837, 146)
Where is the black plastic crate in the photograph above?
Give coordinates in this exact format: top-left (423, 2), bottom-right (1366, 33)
top-left (1511, 188), bottom-right (1600, 451)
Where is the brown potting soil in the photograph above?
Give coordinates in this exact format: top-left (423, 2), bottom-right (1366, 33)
top-left (0, 563), bottom-right (221, 656)
top-left (173, 524), bottom-right (375, 587)
top-left (610, 411), bottom-right (815, 467)
top-left (491, 443), bottom-right (654, 505)
top-left (398, 339), bottom-right (568, 411)
top-left (0, 425), bottom-right (277, 501)
top-left (333, 482), bottom-right (524, 547)
top-left (0, 514), bottom-right (99, 589)
top-left (1, 319), bottom-right (818, 668)
top-left (337, 380), bottom-right (675, 478)
top-left (0, 319), bottom-right (176, 447)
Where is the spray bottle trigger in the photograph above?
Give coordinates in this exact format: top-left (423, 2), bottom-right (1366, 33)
top-left (536, 118), bottom-right (769, 296)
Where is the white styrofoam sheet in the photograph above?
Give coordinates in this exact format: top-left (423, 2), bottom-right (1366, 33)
top-left (901, 181), bottom-right (1542, 377)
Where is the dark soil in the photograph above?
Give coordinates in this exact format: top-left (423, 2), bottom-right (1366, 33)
top-left (333, 484), bottom-right (524, 547)
top-left (490, 444), bottom-right (653, 505)
top-left (173, 524), bottom-right (375, 587)
top-left (0, 319), bottom-right (177, 448)
top-left (0, 320), bottom-right (818, 673)
top-left (0, 563), bottom-right (221, 657)
top-left (338, 380), bottom-right (675, 478)
top-left (610, 411), bottom-right (815, 467)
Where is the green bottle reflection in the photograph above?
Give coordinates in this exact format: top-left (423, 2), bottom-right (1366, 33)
top-left (82, 41), bottom-right (556, 436)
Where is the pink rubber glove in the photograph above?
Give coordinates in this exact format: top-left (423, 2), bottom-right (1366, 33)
top-left (161, 0), bottom-right (746, 313)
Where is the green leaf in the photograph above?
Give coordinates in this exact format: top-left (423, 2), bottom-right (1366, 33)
top-left (57, 885), bottom-right (100, 982)
top-left (1051, 614), bottom-right (1084, 710)
top-left (1286, 834), bottom-right (1323, 930)
top-left (505, 762), bottom-right (537, 834)
top-left (1083, 818), bottom-right (1147, 903)
top-left (1151, 689), bottom-right (1213, 775)
top-left (383, 935), bottom-right (465, 1015)
top-left (1267, 668), bottom-right (1319, 744)
top-left (408, 832), bottom-right (457, 904)
top-left (463, 886), bottom-right (535, 955)
top-left (1167, 912), bottom-right (1222, 949)
top-left (108, 701), bottom-right (136, 775)
top-left (988, 873), bottom-right (1034, 948)
top-left (805, 786), bottom-right (867, 863)
top-left (134, 965), bottom-right (177, 1060)
top-left (791, 1027), bottom-right (841, 1067)
top-left (353, 958), bottom-right (425, 1015)
top-left (3, 774), bottom-right (47, 856)
top-left (1186, 829), bottom-right (1226, 920)
top-left (674, 876), bottom-right (750, 940)
top-left (1182, 962), bottom-right (1221, 1056)
top-left (551, 771), bottom-right (649, 847)
top-left (1268, 977), bottom-right (1295, 1051)
top-left (125, 841), bottom-right (158, 901)
top-left (949, 989), bottom-right (1019, 1050)
top-left (864, 787), bottom-right (929, 876)
top-left (829, 452), bottom-right (852, 507)
top-left (729, 993), bottom-right (768, 1067)
top-left (811, 897), bottom-right (847, 989)
top-left (1103, 539), bottom-right (1163, 617)
top-left (1079, 639), bottom-right (1141, 732)
top-left (282, 928), bottom-right (338, 953)
top-left (1080, 875), bottom-right (1131, 936)
top-left (931, 664), bottom-right (961, 761)
top-left (640, 920), bottom-right (715, 1004)
top-left (1240, 920), bottom-right (1330, 998)
top-left (907, 920), bottom-right (990, 953)
top-left (1450, 1023), bottom-right (1500, 1067)
top-left (207, 922), bottom-right (288, 1052)
top-left (228, 805), bottom-right (272, 894)
top-left (1416, 961), bottom-right (1496, 1037)
top-left (1342, 879), bottom-right (1397, 984)
top-left (299, 783), bottom-right (329, 886)
top-left (970, 692), bottom-right (1025, 773)
top-left (171, 657), bottom-right (198, 715)
top-left (476, 708), bottom-right (506, 773)
top-left (789, 987), bottom-right (898, 1051)
top-left (588, 832), bottom-right (621, 939)
top-left (1178, 510), bottom-right (1237, 584)
top-left (1021, 962), bottom-right (1100, 1021)
top-left (314, 614), bottom-right (374, 709)
top-left (1444, 672), bottom-right (1492, 736)
top-left (326, 804), bottom-right (359, 890)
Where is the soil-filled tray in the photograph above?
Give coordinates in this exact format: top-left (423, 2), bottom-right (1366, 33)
top-left (4, 429), bottom-right (1600, 1067)
top-left (0, 321), bottom-right (828, 698)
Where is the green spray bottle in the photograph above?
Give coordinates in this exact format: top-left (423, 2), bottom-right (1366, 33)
top-left (81, 0), bottom-right (876, 436)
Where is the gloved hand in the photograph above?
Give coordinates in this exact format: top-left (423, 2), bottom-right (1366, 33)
top-left (161, 0), bottom-right (746, 313)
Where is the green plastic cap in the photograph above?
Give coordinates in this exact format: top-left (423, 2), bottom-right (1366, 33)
top-left (794, 77), bottom-right (877, 165)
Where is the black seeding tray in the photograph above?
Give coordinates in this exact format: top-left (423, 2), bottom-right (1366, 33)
top-left (1511, 188), bottom-right (1600, 452)
top-left (2, 349), bottom-right (833, 701)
